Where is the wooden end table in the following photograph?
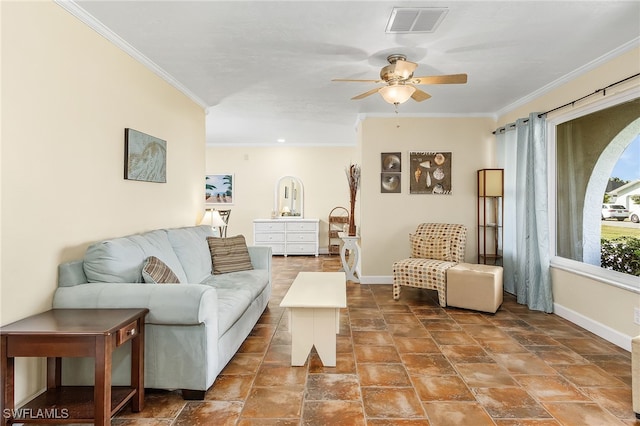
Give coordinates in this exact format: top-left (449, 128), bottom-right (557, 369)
top-left (1, 308), bottom-right (148, 425)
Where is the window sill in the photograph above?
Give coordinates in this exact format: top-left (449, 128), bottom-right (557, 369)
top-left (550, 256), bottom-right (640, 294)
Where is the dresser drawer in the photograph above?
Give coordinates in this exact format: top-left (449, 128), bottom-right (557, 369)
top-left (255, 233), bottom-right (285, 243)
top-left (254, 222), bottom-right (286, 232)
top-left (116, 320), bottom-right (138, 346)
top-left (285, 222), bottom-right (317, 232)
top-left (256, 242), bottom-right (285, 254)
top-left (286, 232), bottom-right (317, 243)
top-left (285, 243), bottom-right (317, 255)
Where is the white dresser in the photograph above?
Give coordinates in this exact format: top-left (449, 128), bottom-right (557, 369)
top-left (253, 218), bottom-right (319, 256)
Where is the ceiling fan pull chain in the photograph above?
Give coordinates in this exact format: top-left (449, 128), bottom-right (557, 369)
top-left (395, 102), bottom-right (400, 128)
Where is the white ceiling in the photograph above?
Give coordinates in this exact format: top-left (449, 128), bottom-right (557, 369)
top-left (63, 1), bottom-right (640, 146)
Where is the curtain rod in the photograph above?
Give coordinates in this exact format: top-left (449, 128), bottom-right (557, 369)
top-left (537, 73), bottom-right (639, 118)
top-left (492, 73), bottom-right (640, 134)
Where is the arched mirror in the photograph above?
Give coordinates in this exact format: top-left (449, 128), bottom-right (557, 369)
top-left (274, 176), bottom-right (304, 218)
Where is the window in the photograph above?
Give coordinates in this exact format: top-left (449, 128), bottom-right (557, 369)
top-left (549, 93), bottom-right (639, 287)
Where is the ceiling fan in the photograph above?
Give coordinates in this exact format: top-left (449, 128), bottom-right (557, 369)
top-left (333, 54), bottom-right (467, 105)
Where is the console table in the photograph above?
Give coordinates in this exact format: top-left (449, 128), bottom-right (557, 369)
top-left (339, 232), bottom-right (361, 282)
top-left (1, 308), bottom-right (148, 426)
top-left (253, 218), bottom-right (319, 256)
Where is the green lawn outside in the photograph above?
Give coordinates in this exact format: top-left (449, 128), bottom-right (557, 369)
top-left (601, 224), bottom-right (640, 240)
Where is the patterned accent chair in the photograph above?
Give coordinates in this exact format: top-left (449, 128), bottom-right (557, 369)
top-left (392, 223), bottom-right (467, 306)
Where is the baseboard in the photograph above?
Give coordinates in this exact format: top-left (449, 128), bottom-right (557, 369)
top-left (359, 275), bottom-right (392, 285)
top-left (554, 303), bottom-right (632, 352)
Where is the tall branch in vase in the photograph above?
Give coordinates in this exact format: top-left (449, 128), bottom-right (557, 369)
top-left (345, 163), bottom-right (361, 236)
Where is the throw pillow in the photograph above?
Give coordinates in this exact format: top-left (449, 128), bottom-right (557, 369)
top-left (410, 234), bottom-right (452, 261)
top-left (142, 256), bottom-right (181, 284)
top-left (207, 235), bottom-right (254, 275)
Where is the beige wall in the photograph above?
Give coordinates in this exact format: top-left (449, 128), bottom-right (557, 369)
top-left (1, 1), bottom-right (205, 403)
top-left (205, 145), bottom-right (359, 246)
top-left (359, 116), bottom-right (496, 278)
top-left (496, 46), bottom-right (640, 344)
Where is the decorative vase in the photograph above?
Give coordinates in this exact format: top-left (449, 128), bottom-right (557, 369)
top-left (345, 163), bottom-right (361, 237)
top-left (348, 199), bottom-right (357, 236)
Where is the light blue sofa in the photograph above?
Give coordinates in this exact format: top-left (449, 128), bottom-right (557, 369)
top-left (52, 225), bottom-right (271, 400)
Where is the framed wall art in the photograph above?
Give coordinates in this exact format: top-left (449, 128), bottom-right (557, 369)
top-left (409, 151), bottom-right (452, 194)
top-left (124, 128), bottom-right (167, 183)
top-left (381, 152), bottom-right (401, 172)
top-left (206, 174), bottom-right (234, 205)
top-left (381, 173), bottom-right (401, 193)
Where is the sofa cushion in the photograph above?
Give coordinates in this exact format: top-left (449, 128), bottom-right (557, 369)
top-left (207, 235), bottom-right (254, 275)
top-left (84, 230), bottom-right (188, 284)
top-left (410, 233), bottom-right (451, 261)
top-left (167, 225), bottom-right (214, 283)
top-left (142, 256), bottom-right (180, 284)
top-left (201, 269), bottom-right (270, 336)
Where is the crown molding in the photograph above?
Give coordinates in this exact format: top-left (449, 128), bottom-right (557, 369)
top-left (55, 1), bottom-right (209, 109)
top-left (495, 37), bottom-right (640, 118)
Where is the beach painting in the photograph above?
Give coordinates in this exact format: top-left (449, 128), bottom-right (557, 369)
top-left (206, 174), bottom-right (234, 205)
top-left (124, 128), bottom-right (167, 183)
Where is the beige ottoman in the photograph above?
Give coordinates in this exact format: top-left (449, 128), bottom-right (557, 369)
top-left (446, 263), bottom-right (503, 313)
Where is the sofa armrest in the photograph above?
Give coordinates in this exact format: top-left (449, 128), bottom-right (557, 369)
top-left (248, 246), bottom-right (272, 272)
top-left (52, 283), bottom-right (218, 326)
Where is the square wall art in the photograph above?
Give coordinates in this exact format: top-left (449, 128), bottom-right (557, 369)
top-left (409, 151), bottom-right (452, 194)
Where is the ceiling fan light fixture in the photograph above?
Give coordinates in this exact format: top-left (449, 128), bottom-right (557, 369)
top-left (379, 85), bottom-right (416, 104)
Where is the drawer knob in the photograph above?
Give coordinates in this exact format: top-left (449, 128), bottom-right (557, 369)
top-left (127, 329), bottom-right (136, 336)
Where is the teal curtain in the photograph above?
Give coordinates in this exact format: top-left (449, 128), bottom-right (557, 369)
top-left (497, 113), bottom-right (553, 312)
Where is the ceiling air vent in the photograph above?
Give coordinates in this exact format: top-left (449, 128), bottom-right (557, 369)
top-left (385, 7), bottom-right (448, 33)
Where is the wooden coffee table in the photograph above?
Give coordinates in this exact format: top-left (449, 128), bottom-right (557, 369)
top-left (1, 308), bottom-right (148, 426)
top-left (280, 272), bottom-right (346, 366)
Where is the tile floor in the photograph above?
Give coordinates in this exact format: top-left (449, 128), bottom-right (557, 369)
top-left (112, 255), bottom-right (638, 425)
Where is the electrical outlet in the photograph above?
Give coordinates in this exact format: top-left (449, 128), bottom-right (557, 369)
top-left (634, 307), bottom-right (640, 325)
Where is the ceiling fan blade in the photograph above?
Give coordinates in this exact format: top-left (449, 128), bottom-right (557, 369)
top-left (411, 74), bottom-right (468, 85)
top-left (332, 78), bottom-right (381, 83)
top-left (351, 87), bottom-right (381, 100)
top-left (411, 88), bottom-right (432, 102)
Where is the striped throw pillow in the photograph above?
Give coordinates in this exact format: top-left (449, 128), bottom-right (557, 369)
top-left (142, 256), bottom-right (180, 284)
top-left (207, 235), bottom-right (254, 275)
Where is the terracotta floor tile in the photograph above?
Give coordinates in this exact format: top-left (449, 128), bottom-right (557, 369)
top-left (473, 387), bottom-right (552, 419)
top-left (480, 338), bottom-right (529, 354)
top-left (241, 386), bottom-right (304, 418)
top-left (350, 317), bottom-right (388, 330)
top-left (456, 363), bottom-right (517, 387)
top-left (526, 345), bottom-right (588, 365)
top-left (412, 375), bottom-right (475, 401)
top-left (358, 363), bottom-right (411, 387)
top-left (553, 364), bottom-right (627, 387)
top-left (237, 419), bottom-right (299, 426)
top-left (254, 363), bottom-right (308, 386)
top-left (555, 337), bottom-right (622, 355)
top-left (387, 323), bottom-right (432, 338)
top-left (401, 353), bottom-right (456, 376)
top-left (205, 375), bottom-right (253, 400)
top-left (220, 353), bottom-right (263, 375)
top-left (173, 401), bottom-right (243, 425)
top-left (308, 351), bottom-right (356, 374)
top-left (361, 387), bottom-right (425, 418)
top-left (366, 419), bottom-right (431, 425)
top-left (420, 319), bottom-right (463, 332)
top-left (423, 401), bottom-right (495, 426)
top-left (351, 330), bottom-right (394, 345)
top-left (393, 336), bottom-right (440, 354)
top-left (508, 331), bottom-right (560, 346)
top-left (304, 374), bottom-right (361, 400)
top-left (430, 330), bottom-right (477, 345)
top-left (579, 387), bottom-right (637, 420)
top-left (493, 420), bottom-right (561, 426)
top-left (302, 400), bottom-right (365, 425)
top-left (515, 375), bottom-right (589, 401)
top-left (543, 402), bottom-right (626, 425)
top-left (492, 353), bottom-right (558, 375)
top-left (237, 336), bottom-right (270, 353)
top-left (115, 390), bottom-right (184, 419)
top-left (354, 344), bottom-right (401, 363)
top-left (440, 344), bottom-right (495, 364)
